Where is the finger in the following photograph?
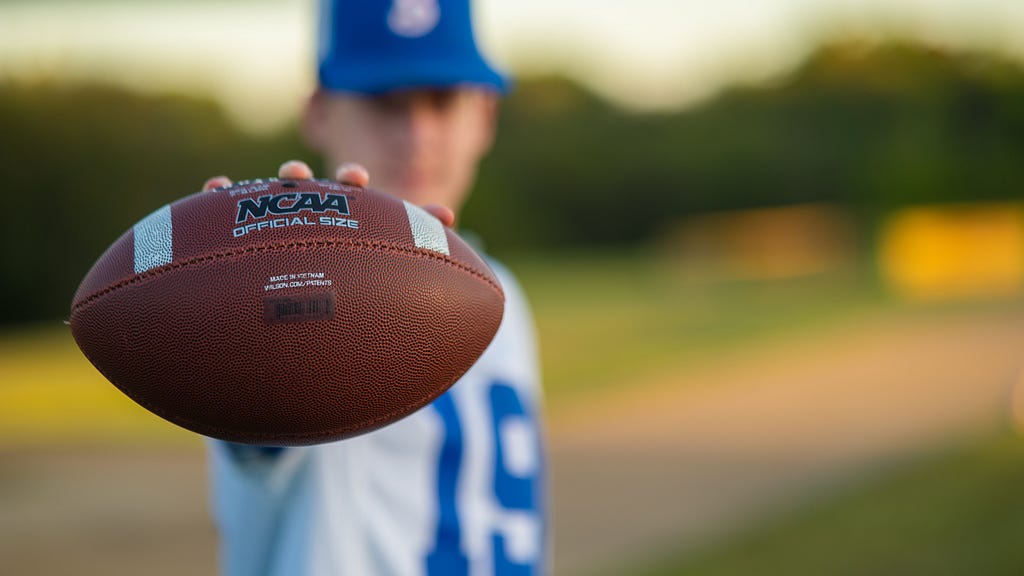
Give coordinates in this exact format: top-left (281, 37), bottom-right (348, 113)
top-left (335, 163), bottom-right (369, 188)
top-left (424, 204), bottom-right (456, 228)
top-left (278, 160), bottom-right (314, 180)
top-left (203, 176), bottom-right (232, 192)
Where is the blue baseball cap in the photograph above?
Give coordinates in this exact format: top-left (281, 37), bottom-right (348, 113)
top-left (317, 0), bottom-right (509, 94)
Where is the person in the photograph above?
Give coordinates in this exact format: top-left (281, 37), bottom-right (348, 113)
top-left (201, 1), bottom-right (547, 575)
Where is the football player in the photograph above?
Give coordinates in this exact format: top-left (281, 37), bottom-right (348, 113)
top-left (201, 1), bottom-right (547, 574)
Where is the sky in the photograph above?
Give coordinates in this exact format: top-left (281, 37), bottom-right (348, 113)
top-left (2, 0), bottom-right (1024, 133)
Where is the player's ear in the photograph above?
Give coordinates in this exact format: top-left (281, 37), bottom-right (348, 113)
top-left (302, 88), bottom-right (328, 152)
top-left (476, 90), bottom-right (500, 154)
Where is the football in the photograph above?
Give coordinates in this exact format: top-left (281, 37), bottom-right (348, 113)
top-left (70, 178), bottom-right (504, 445)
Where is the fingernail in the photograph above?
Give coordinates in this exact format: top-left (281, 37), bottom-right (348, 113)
top-left (335, 163), bottom-right (353, 179)
top-left (335, 163), bottom-right (368, 185)
top-left (203, 176), bottom-right (230, 191)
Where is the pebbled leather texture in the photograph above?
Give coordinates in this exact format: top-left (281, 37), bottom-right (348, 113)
top-left (70, 179), bottom-right (504, 446)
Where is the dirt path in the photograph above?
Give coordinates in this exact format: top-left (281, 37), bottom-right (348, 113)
top-left (549, 304), bottom-right (1024, 575)
top-left (0, 448), bottom-right (216, 576)
top-left (2, 305), bottom-right (1022, 575)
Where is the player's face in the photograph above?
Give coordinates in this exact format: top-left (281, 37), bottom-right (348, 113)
top-left (304, 87), bottom-right (498, 214)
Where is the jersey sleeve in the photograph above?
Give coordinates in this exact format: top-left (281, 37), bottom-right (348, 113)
top-left (207, 440), bottom-right (314, 575)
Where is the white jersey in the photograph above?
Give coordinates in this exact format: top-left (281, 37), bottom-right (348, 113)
top-left (208, 261), bottom-right (547, 576)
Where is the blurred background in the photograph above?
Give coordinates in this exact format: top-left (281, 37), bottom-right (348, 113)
top-left (3, 0), bottom-right (1024, 574)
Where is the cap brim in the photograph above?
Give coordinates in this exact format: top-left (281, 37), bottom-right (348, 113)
top-left (320, 57), bottom-right (509, 94)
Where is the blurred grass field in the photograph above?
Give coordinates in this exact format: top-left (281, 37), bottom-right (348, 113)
top-left (632, 433), bottom-right (1024, 576)
top-left (3, 250), bottom-right (1024, 576)
top-left (0, 251), bottom-right (888, 447)
top-left (512, 251), bottom-right (889, 404)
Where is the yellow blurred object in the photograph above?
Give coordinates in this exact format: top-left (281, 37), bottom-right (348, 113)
top-left (879, 203), bottom-right (1024, 301)
top-left (0, 326), bottom-right (195, 447)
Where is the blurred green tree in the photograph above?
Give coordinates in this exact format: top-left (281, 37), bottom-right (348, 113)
top-left (3, 40), bottom-right (1024, 324)
top-left (0, 83), bottom-right (310, 324)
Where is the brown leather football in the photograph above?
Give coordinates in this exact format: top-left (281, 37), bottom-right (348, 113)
top-left (70, 178), bottom-right (504, 446)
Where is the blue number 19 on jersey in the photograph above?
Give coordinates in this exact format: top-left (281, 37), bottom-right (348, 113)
top-left (426, 381), bottom-right (545, 576)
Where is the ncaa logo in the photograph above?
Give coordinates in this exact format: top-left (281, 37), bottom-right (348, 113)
top-left (388, 0), bottom-right (440, 38)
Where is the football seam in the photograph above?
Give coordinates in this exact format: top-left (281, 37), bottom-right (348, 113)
top-left (72, 238), bottom-right (503, 311)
